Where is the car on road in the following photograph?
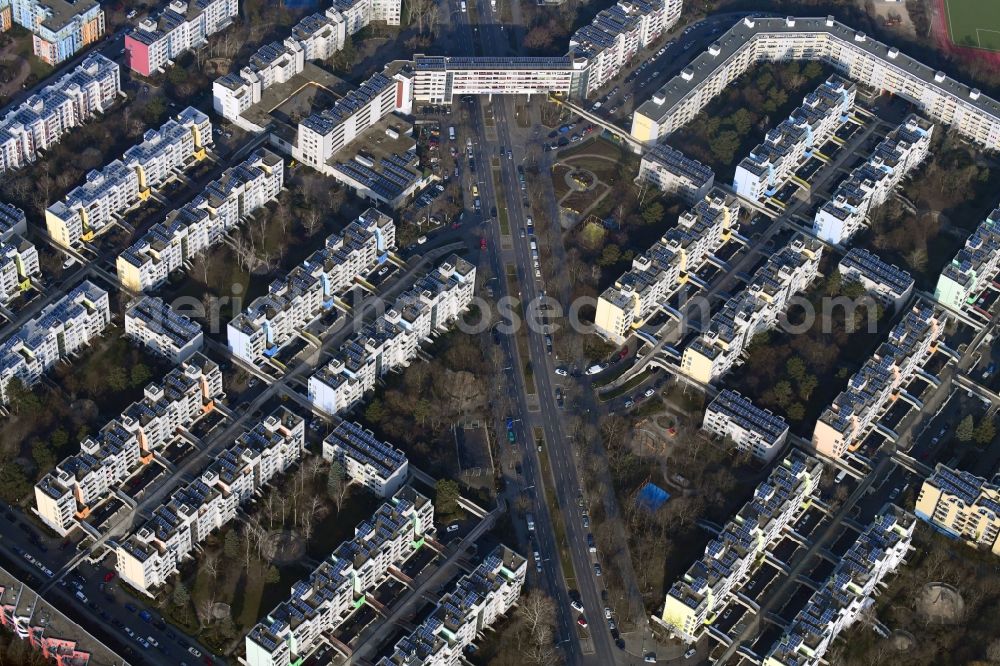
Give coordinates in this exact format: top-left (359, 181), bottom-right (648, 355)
top-left (624, 399), bottom-right (634, 409)
top-left (587, 534), bottom-right (597, 553)
top-left (103, 572), bottom-right (115, 583)
top-left (582, 515), bottom-right (590, 529)
top-left (480, 237), bottom-right (487, 249)
top-left (554, 368), bottom-right (568, 376)
top-left (645, 656), bottom-right (658, 664)
top-left (417, 235), bottom-right (428, 245)
top-left (604, 607), bottom-right (612, 619)
top-left (188, 647), bottom-right (202, 658)
top-left (577, 616), bottom-right (588, 629)
top-left (571, 600), bottom-right (584, 613)
top-left (593, 563), bottom-right (602, 577)
top-left (684, 648), bottom-right (697, 659)
top-left (643, 387), bottom-right (656, 399)
top-left (125, 603), bottom-right (137, 613)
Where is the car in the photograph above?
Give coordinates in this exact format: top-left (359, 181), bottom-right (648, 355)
top-left (139, 610), bottom-right (152, 622)
top-left (604, 607), bottom-right (612, 619)
top-left (125, 603), bottom-right (137, 613)
top-left (446, 523), bottom-right (460, 533)
top-left (555, 368), bottom-right (568, 377)
top-left (624, 399), bottom-right (634, 409)
top-left (618, 348), bottom-right (629, 360)
top-left (480, 237), bottom-right (487, 249)
top-left (519, 228), bottom-right (526, 238)
top-left (571, 600), bottom-right (584, 613)
top-left (684, 648), bottom-right (697, 659)
top-left (587, 534), bottom-right (597, 553)
top-left (103, 572), bottom-right (115, 583)
top-left (577, 616), bottom-right (589, 629)
top-left (645, 656), bottom-right (658, 664)
top-left (137, 638), bottom-right (150, 649)
top-left (889, 487), bottom-right (900, 500)
top-left (643, 388), bottom-right (655, 399)
top-left (507, 151), bottom-right (512, 160)
top-left (148, 637), bottom-right (159, 647)
top-left (417, 235), bottom-right (428, 245)
top-left (593, 563), bottom-right (602, 577)
top-left (188, 647), bottom-right (203, 658)
top-left (62, 257), bottom-right (77, 270)
top-left (582, 515), bottom-right (590, 529)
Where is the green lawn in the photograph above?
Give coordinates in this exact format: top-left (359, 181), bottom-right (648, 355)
top-left (945, 0), bottom-right (1000, 51)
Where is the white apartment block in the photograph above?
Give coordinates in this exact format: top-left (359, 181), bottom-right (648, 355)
top-left (411, 55), bottom-right (586, 104)
top-left (764, 506), bottom-right (914, 666)
top-left (117, 149), bottom-right (284, 292)
top-left (124, 0), bottom-right (239, 76)
top-left (812, 304), bottom-right (946, 459)
top-left (934, 207), bottom-right (1000, 312)
top-left (0, 203), bottom-right (39, 309)
top-left (0, 280), bottom-right (110, 405)
top-left (813, 115), bottom-right (933, 244)
top-left (661, 451), bottom-right (822, 643)
top-left (308, 255), bottom-right (476, 415)
top-left (732, 75), bottom-right (856, 201)
top-left (915, 464), bottom-right (1000, 555)
top-left (245, 486), bottom-right (433, 666)
top-left (293, 71), bottom-right (411, 171)
top-left (595, 189), bottom-right (739, 344)
top-left (124, 295), bottom-right (204, 364)
top-left (680, 235), bottom-right (823, 384)
top-left (702, 389), bottom-right (789, 463)
top-left (45, 107), bottom-right (212, 249)
top-left (636, 144), bottom-right (715, 204)
top-left (377, 545), bottom-right (527, 666)
top-left (228, 208), bottom-right (394, 364)
top-left (116, 408), bottom-right (305, 594)
top-left (34, 354), bottom-right (222, 535)
top-left (632, 16), bottom-right (1000, 153)
top-left (322, 420), bottom-right (408, 497)
top-left (837, 247), bottom-right (914, 309)
top-left (212, 0), bottom-right (401, 124)
top-left (0, 53), bottom-right (120, 173)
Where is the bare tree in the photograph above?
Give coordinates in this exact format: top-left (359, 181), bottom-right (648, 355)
top-left (327, 460), bottom-right (349, 511)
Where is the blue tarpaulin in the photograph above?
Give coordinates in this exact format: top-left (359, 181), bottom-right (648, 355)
top-left (636, 482), bottom-right (670, 512)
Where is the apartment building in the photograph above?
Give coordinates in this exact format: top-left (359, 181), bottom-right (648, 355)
top-left (34, 354), bottom-right (222, 535)
top-left (411, 55), bottom-right (586, 104)
top-left (213, 0), bottom-right (401, 123)
top-left (125, 0), bottom-right (239, 76)
top-left (838, 247), bottom-right (914, 309)
top-left (0, 0), bottom-right (104, 64)
top-left (245, 486), bottom-right (433, 666)
top-left (323, 420), bottom-right (408, 497)
top-left (812, 304), bottom-right (946, 458)
top-left (116, 408), bottom-right (305, 594)
top-left (293, 71), bottom-right (408, 171)
top-left (595, 189), bottom-right (739, 344)
top-left (0, 280), bottom-right (109, 405)
top-left (732, 75), bottom-right (856, 201)
top-left (702, 389), bottom-right (789, 463)
top-left (632, 16), bottom-right (1000, 152)
top-left (378, 545), bottom-right (527, 666)
top-left (308, 255), bottom-right (476, 415)
top-left (915, 464), bottom-right (1000, 554)
top-left (636, 144), bottom-right (715, 204)
top-left (814, 115), bottom-right (933, 244)
top-left (0, 203), bottom-right (38, 309)
top-left (117, 149), bottom-right (284, 291)
top-left (228, 208), bottom-right (394, 363)
top-left (662, 451), bottom-right (822, 642)
top-left (124, 296), bottom-right (204, 364)
top-left (0, 53), bottom-right (119, 173)
top-left (45, 107), bottom-right (212, 249)
top-left (764, 505), bottom-right (914, 666)
top-left (680, 235), bottom-right (822, 384)
top-left (934, 207), bottom-right (1000, 312)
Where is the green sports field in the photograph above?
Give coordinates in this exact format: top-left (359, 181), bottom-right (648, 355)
top-left (944, 0), bottom-right (1000, 52)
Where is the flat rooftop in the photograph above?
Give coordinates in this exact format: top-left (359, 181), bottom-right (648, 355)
top-left (240, 62), bottom-right (349, 130)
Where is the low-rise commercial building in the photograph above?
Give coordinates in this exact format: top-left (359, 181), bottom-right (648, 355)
top-left (0, 280), bottom-right (110, 405)
top-left (0, 0), bottom-right (104, 65)
top-left (117, 149), bottom-right (284, 291)
top-left (46, 107), bottom-right (212, 249)
top-left (0, 203), bottom-right (38, 309)
top-left (702, 389), bottom-right (789, 463)
top-left (837, 247), bottom-right (914, 309)
top-left (813, 115), bottom-right (933, 244)
top-left (0, 53), bottom-right (120, 173)
top-left (632, 16), bottom-right (1000, 153)
top-left (308, 255), bottom-right (475, 415)
top-left (763, 505), bottom-right (914, 666)
top-left (125, 0), bottom-right (239, 76)
top-left (661, 451), bottom-right (822, 642)
top-left (124, 296), bottom-right (204, 364)
top-left (323, 420), bottom-right (408, 497)
top-left (680, 235), bottom-right (822, 384)
top-left (116, 408), bottom-right (305, 594)
top-left (812, 304), bottom-right (946, 458)
top-left (636, 144), bottom-right (715, 204)
top-left (228, 208), bottom-right (393, 363)
top-left (934, 207), bottom-right (1000, 312)
top-left (733, 75), bottom-right (856, 201)
top-left (594, 189), bottom-right (738, 344)
top-left (245, 486), bottom-right (433, 666)
top-left (377, 545), bottom-right (527, 666)
top-left (34, 353), bottom-right (222, 535)
top-left (915, 464), bottom-right (1000, 554)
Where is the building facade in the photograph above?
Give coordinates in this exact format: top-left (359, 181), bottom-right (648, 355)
top-left (837, 247), bottom-right (914, 309)
top-left (124, 296), bottom-right (204, 364)
top-left (702, 389), bottom-right (789, 463)
top-left (0, 53), bottom-right (120, 173)
top-left (934, 207), bottom-right (1000, 312)
top-left (46, 107), bottom-right (212, 249)
top-left (125, 0), bottom-right (240, 76)
top-left (636, 144), bottom-right (715, 204)
top-left (322, 420), bottom-right (408, 497)
top-left (915, 464), bottom-right (1000, 554)
top-left (228, 208), bottom-right (394, 363)
top-left (0, 0), bottom-right (104, 64)
top-left (0, 203), bottom-right (38, 309)
top-left (117, 149), bottom-right (284, 291)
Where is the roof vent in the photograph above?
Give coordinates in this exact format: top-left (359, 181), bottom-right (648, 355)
top-left (826, 15), bottom-right (834, 27)
top-left (934, 71), bottom-right (946, 82)
top-left (653, 92), bottom-right (666, 105)
top-left (785, 17), bottom-right (795, 27)
top-left (854, 31), bottom-right (866, 42)
top-left (970, 88), bottom-right (981, 100)
top-left (681, 68), bottom-right (694, 81)
top-left (743, 16), bottom-right (755, 28)
top-left (887, 47), bottom-right (899, 59)
top-left (708, 43), bottom-right (721, 56)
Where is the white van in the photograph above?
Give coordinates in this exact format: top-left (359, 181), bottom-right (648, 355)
top-left (460, 1), bottom-right (467, 11)
top-left (448, 126), bottom-right (456, 141)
